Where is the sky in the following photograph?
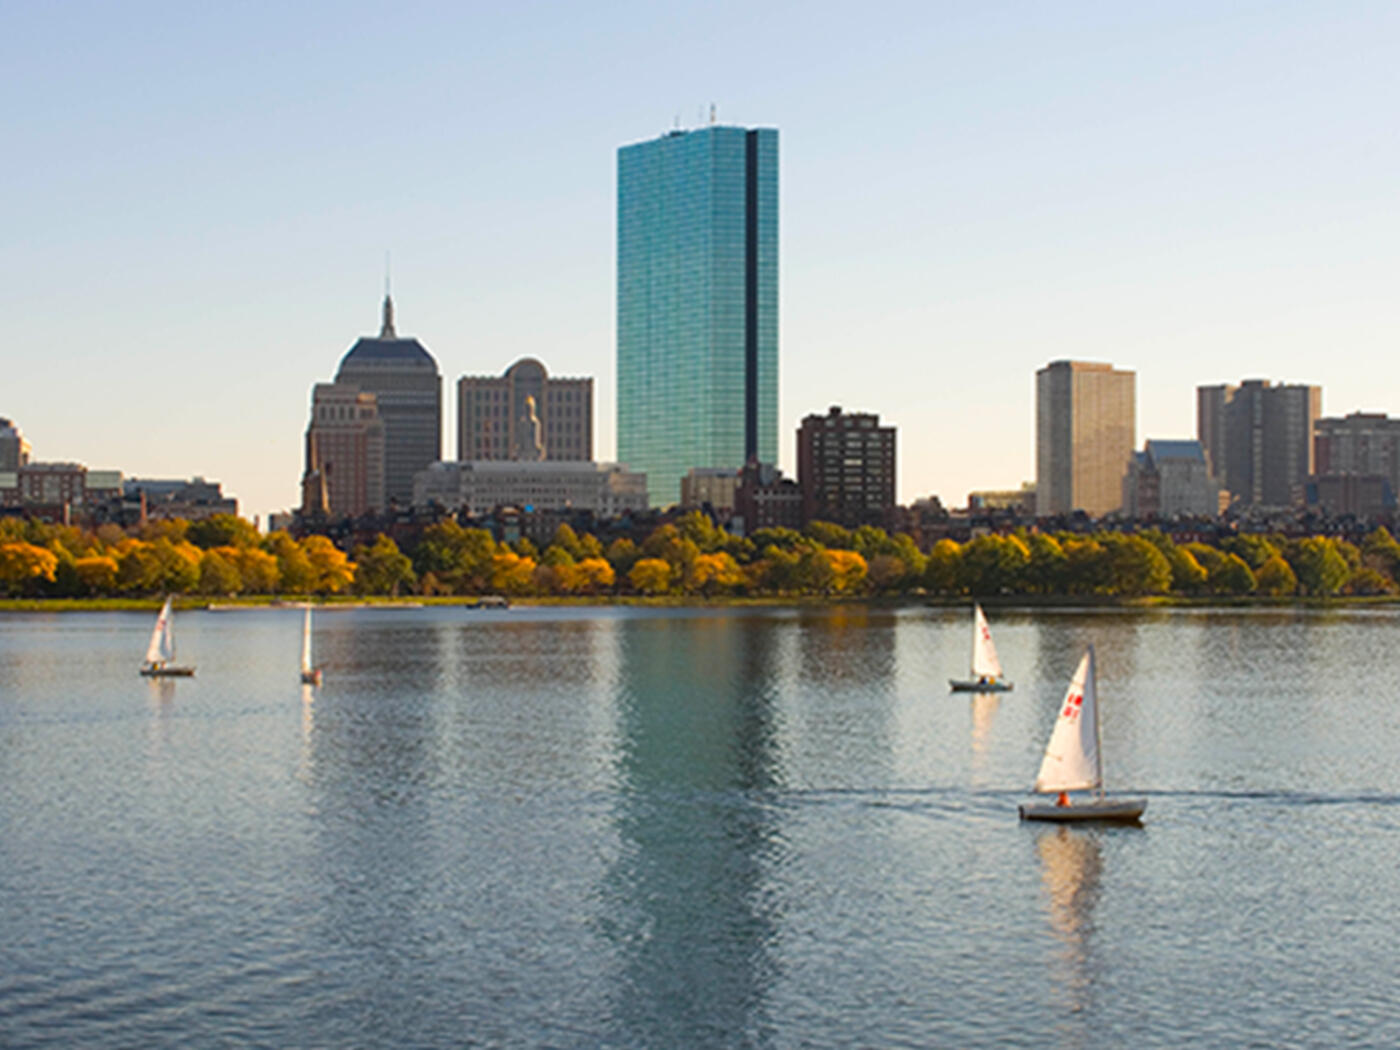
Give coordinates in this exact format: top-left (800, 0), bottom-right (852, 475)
top-left (3, 1), bottom-right (1397, 524)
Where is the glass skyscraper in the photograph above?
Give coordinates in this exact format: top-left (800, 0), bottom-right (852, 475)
top-left (617, 124), bottom-right (778, 507)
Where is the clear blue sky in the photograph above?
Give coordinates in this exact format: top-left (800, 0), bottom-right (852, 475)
top-left (3, 1), bottom-right (1397, 523)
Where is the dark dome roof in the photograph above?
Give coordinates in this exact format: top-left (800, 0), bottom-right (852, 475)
top-left (334, 294), bottom-right (439, 374)
top-left (337, 336), bottom-right (438, 371)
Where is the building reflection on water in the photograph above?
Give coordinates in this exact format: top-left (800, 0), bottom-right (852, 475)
top-left (603, 614), bottom-right (784, 1046)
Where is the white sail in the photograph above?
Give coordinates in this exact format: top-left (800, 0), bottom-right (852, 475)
top-left (971, 604), bottom-right (1003, 679)
top-left (145, 597), bottom-right (174, 666)
top-left (301, 606), bottom-right (313, 674)
top-left (1033, 647), bottom-right (1101, 794)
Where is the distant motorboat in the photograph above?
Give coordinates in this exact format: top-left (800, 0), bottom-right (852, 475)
top-left (1019, 646), bottom-right (1144, 823)
top-left (300, 606), bottom-right (322, 685)
top-left (139, 597), bottom-right (195, 677)
top-left (949, 603), bottom-right (1013, 692)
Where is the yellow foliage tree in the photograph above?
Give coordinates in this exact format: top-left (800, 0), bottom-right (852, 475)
top-left (628, 557), bottom-right (673, 595)
top-left (301, 535), bottom-right (355, 594)
top-left (73, 555), bottom-right (119, 594)
top-left (0, 542), bottom-right (60, 595)
top-left (827, 549), bottom-right (869, 594)
top-left (491, 551), bottom-right (537, 595)
top-left (688, 551), bottom-right (744, 595)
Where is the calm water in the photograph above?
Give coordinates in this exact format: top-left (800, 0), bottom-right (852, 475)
top-left (2, 604), bottom-right (1399, 1048)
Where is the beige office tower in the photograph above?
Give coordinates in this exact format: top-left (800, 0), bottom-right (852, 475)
top-left (301, 382), bottom-right (386, 518)
top-left (1197, 379), bottom-right (1321, 510)
top-left (1036, 360), bottom-right (1136, 517)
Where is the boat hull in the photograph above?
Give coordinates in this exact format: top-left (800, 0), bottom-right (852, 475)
top-left (949, 679), bottom-right (1013, 693)
top-left (140, 666), bottom-right (195, 678)
top-left (1019, 798), bottom-right (1146, 823)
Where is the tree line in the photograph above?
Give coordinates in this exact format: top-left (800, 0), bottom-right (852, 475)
top-left (1, 512), bottom-right (1398, 599)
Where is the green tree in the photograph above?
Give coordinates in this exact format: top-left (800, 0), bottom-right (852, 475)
top-left (353, 535), bottom-right (417, 595)
top-left (1288, 537), bottom-right (1349, 597)
top-left (805, 521), bottom-right (854, 550)
top-left (1212, 552), bottom-right (1256, 595)
top-left (1254, 554), bottom-right (1297, 596)
top-left (1025, 533), bottom-right (1068, 594)
top-left (1062, 538), bottom-right (1110, 595)
top-left (677, 510), bottom-right (724, 553)
top-left (1102, 534), bottom-right (1172, 596)
top-left (187, 514), bottom-right (259, 549)
top-left (1163, 544), bottom-right (1208, 594)
top-left (605, 537), bottom-right (641, 576)
top-left (1220, 534), bottom-right (1279, 570)
top-left (198, 550), bottom-right (242, 595)
top-left (923, 539), bottom-right (963, 594)
top-left (961, 534), bottom-right (1029, 595)
top-left (1362, 526), bottom-right (1400, 583)
top-left (550, 523), bottom-right (585, 560)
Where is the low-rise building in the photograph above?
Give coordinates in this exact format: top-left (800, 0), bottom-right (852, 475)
top-left (733, 461), bottom-right (802, 534)
top-left (414, 460), bottom-right (647, 516)
top-left (124, 477), bottom-right (238, 521)
top-left (968, 483), bottom-right (1036, 514)
top-left (680, 467), bottom-right (740, 514)
top-left (0, 462), bottom-right (123, 522)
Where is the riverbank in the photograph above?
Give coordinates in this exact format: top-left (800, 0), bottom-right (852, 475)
top-left (4, 592), bottom-right (1400, 612)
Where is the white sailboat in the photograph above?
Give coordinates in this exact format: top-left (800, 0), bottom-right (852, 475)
top-left (949, 603), bottom-right (1013, 692)
top-left (139, 597), bottom-right (195, 677)
top-left (300, 605), bottom-right (322, 685)
top-left (1019, 646), bottom-right (1144, 822)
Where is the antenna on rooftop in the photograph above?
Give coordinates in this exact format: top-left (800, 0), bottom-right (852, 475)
top-left (709, 102), bottom-right (716, 125)
top-left (384, 250), bottom-right (391, 298)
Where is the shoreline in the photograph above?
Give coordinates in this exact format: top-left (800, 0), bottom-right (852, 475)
top-left (2, 593), bottom-right (1399, 613)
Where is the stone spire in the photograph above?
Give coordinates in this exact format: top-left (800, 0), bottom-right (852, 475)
top-left (379, 293), bottom-right (397, 339)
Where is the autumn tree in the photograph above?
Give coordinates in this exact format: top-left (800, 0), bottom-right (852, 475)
top-left (353, 535), bottom-right (417, 595)
top-left (628, 557), bottom-right (673, 595)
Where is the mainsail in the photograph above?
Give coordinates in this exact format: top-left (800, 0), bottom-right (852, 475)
top-left (971, 603), bottom-right (1003, 679)
top-left (145, 597), bottom-right (174, 666)
top-left (1033, 647), bottom-right (1101, 794)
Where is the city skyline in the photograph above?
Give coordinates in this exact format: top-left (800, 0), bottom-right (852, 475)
top-left (4, 4), bottom-right (1398, 524)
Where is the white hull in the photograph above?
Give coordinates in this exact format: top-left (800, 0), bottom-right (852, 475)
top-left (949, 678), bottom-right (1013, 693)
top-left (1019, 797), bottom-right (1146, 823)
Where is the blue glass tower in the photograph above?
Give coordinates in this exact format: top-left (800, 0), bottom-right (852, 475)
top-left (617, 125), bottom-right (778, 507)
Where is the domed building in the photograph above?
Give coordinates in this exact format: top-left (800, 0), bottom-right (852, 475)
top-left (334, 295), bottom-right (442, 506)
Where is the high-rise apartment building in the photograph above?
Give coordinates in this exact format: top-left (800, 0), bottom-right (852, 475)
top-left (1197, 379), bottom-right (1321, 510)
top-left (797, 406), bottom-right (896, 528)
top-left (457, 358), bottom-right (593, 462)
top-left (301, 382), bottom-right (386, 518)
top-left (1035, 360), bottom-right (1135, 517)
top-left (334, 295), bottom-right (441, 505)
top-left (1313, 412), bottom-right (1400, 495)
top-left (0, 417), bottom-right (32, 472)
top-left (617, 123), bottom-right (778, 507)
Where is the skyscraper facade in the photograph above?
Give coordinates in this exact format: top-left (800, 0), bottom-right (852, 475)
top-left (1314, 412), bottom-right (1400, 495)
top-left (301, 382), bottom-right (385, 518)
top-left (617, 124), bottom-right (778, 507)
top-left (0, 417), bottom-right (32, 472)
top-left (457, 357), bottom-right (593, 462)
top-left (334, 295), bottom-right (441, 506)
top-left (1197, 379), bottom-right (1321, 510)
top-left (1035, 360), bottom-right (1136, 517)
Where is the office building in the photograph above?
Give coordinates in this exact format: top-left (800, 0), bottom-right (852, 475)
top-left (334, 295), bottom-right (441, 505)
top-left (968, 483), bottom-right (1036, 515)
top-left (1305, 473), bottom-right (1393, 518)
top-left (617, 123), bottom-right (778, 506)
top-left (797, 406), bottom-right (896, 528)
top-left (1035, 360), bottom-right (1135, 517)
top-left (0, 418), bottom-right (32, 472)
top-left (1197, 379), bottom-right (1321, 510)
top-left (1121, 440), bottom-right (1222, 518)
top-left (412, 460), bottom-right (647, 517)
top-left (457, 358), bottom-right (592, 462)
top-left (301, 382), bottom-right (386, 518)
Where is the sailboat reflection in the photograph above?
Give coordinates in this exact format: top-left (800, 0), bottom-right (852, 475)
top-left (1035, 826), bottom-right (1102, 1010)
top-left (969, 692), bottom-right (1001, 784)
